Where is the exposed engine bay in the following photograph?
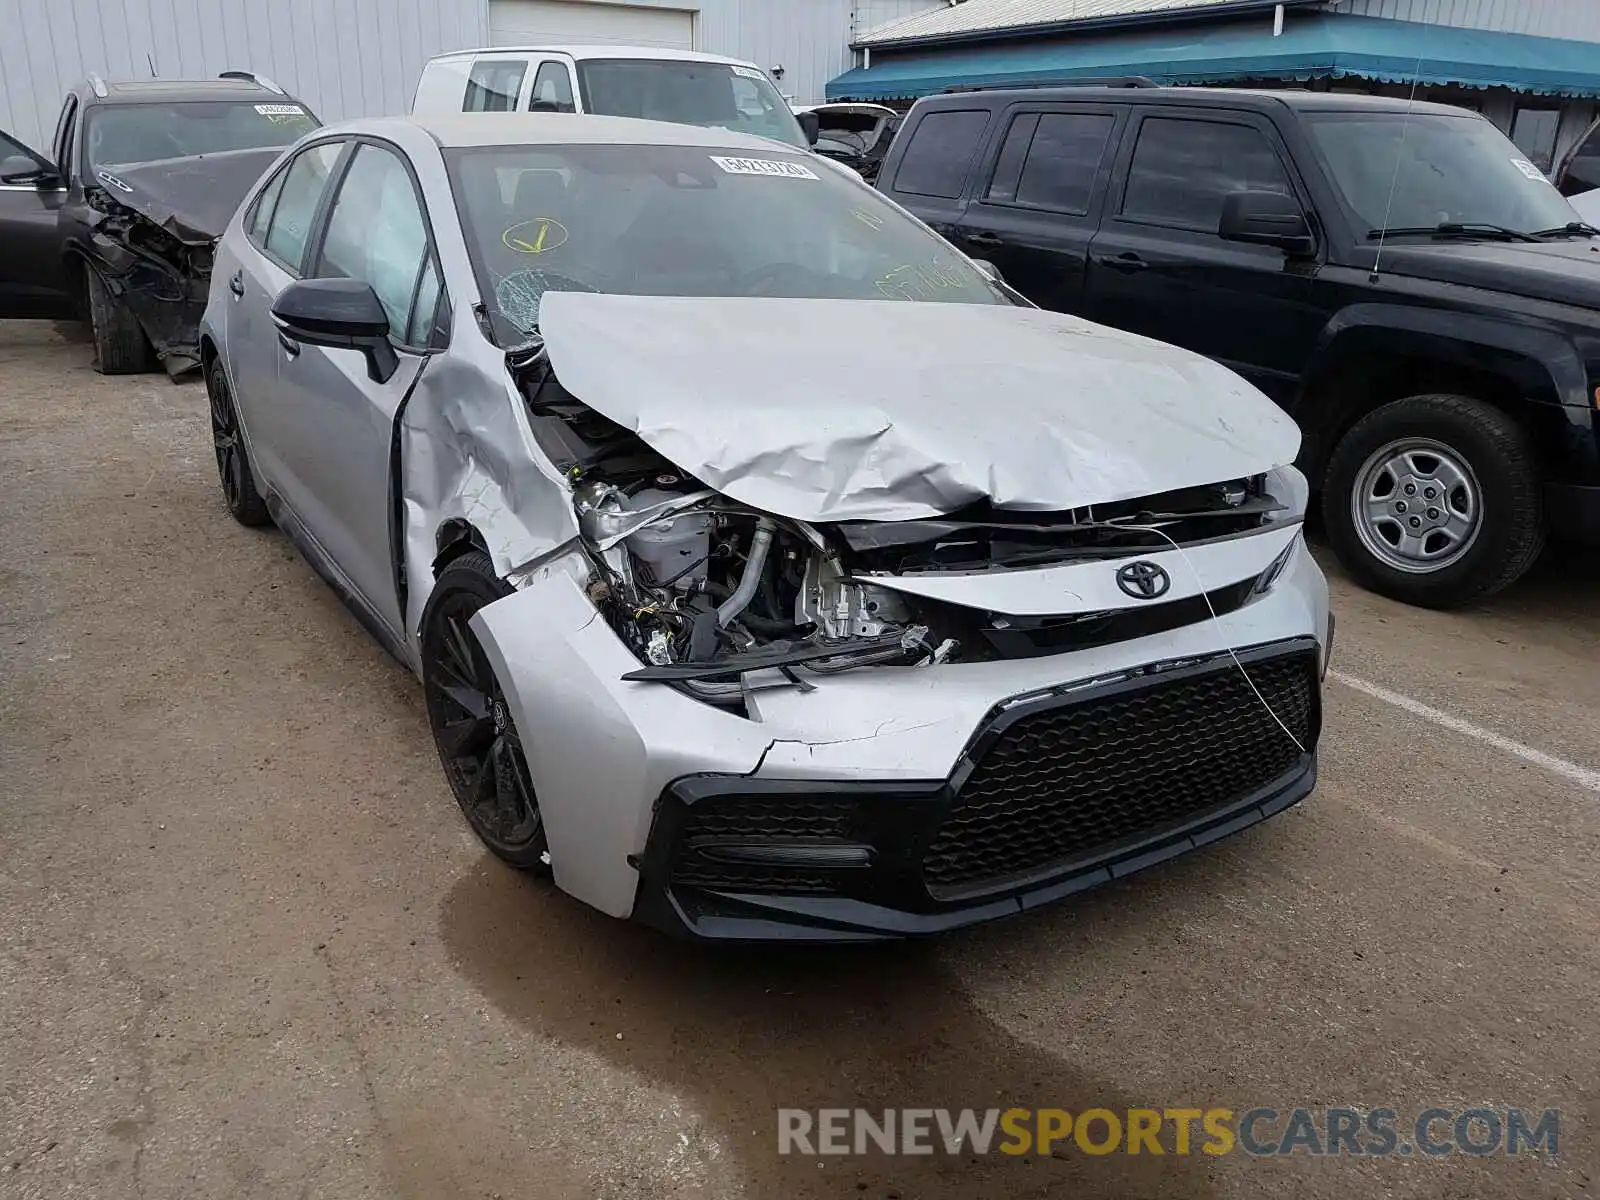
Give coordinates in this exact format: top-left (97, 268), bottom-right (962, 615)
top-left (513, 347), bottom-right (1299, 706)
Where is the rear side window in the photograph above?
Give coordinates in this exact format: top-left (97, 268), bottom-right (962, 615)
top-left (247, 166), bottom-right (288, 245)
top-left (987, 111), bottom-right (1115, 213)
top-left (465, 60), bottom-right (526, 112)
top-left (1121, 117), bottom-right (1292, 232)
top-left (892, 109), bottom-right (990, 199)
top-left (530, 62), bottom-right (575, 112)
top-left (264, 141), bottom-right (344, 272)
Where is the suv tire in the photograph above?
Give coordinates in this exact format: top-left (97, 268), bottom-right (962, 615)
top-left (84, 263), bottom-right (154, 375)
top-left (1322, 393), bottom-right (1544, 608)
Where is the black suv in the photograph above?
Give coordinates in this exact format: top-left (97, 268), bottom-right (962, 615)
top-left (0, 72), bottom-right (318, 374)
top-left (878, 85), bottom-right (1600, 608)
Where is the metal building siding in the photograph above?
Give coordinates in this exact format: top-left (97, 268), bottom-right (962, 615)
top-left (0, 0), bottom-right (488, 152)
top-left (1331, 0), bottom-right (1600, 41)
top-left (692, 0), bottom-right (945, 103)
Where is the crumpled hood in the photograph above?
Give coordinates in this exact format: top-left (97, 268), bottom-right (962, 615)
top-left (538, 293), bottom-right (1300, 522)
top-left (94, 146), bottom-right (286, 244)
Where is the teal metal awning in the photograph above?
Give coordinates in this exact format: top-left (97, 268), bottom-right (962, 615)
top-left (826, 13), bottom-right (1600, 101)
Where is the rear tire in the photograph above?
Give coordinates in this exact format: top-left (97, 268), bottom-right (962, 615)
top-left (84, 263), bottom-right (154, 374)
top-left (206, 358), bottom-right (271, 527)
top-left (422, 551), bottom-right (550, 872)
top-left (1322, 393), bottom-right (1544, 608)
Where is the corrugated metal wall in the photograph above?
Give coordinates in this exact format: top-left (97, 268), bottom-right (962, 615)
top-left (1331, 0), bottom-right (1600, 42)
top-left (692, 0), bottom-right (945, 105)
top-left (0, 0), bottom-right (488, 152)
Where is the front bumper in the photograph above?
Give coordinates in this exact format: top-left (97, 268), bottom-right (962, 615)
top-left (632, 639), bottom-right (1322, 942)
top-left (472, 532), bottom-right (1331, 931)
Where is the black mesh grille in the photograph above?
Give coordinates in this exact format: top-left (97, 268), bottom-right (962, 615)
top-left (923, 652), bottom-right (1317, 896)
top-left (670, 797), bottom-right (856, 895)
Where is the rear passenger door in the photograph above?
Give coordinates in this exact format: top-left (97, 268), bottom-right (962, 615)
top-left (226, 138), bottom-right (347, 503)
top-left (949, 104), bottom-right (1124, 315)
top-left (1086, 109), bottom-right (1321, 404)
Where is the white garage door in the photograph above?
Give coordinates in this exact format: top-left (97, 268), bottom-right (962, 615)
top-left (488, 1), bottom-right (695, 49)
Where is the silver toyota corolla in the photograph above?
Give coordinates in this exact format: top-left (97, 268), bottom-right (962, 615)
top-left (200, 113), bottom-right (1332, 941)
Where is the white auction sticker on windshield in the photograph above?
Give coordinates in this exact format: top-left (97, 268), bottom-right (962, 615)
top-left (709, 156), bottom-right (818, 179)
top-left (730, 64), bottom-right (766, 80)
top-left (254, 103), bottom-right (305, 115)
top-left (1511, 157), bottom-right (1547, 181)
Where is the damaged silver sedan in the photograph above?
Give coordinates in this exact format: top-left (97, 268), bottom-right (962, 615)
top-left (201, 113), bottom-right (1332, 941)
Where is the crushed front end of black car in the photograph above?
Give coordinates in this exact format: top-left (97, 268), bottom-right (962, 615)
top-left (84, 147), bottom-right (284, 376)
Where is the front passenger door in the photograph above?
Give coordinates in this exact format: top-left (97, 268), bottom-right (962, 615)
top-left (1086, 111), bottom-right (1322, 404)
top-left (274, 140), bottom-right (442, 638)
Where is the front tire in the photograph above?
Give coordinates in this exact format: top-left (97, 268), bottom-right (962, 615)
top-left (1322, 393), bottom-right (1544, 608)
top-left (422, 551), bottom-right (549, 871)
top-left (84, 263), bottom-right (154, 374)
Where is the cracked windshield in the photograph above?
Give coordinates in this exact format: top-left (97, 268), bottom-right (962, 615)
top-left (446, 142), bottom-right (1007, 344)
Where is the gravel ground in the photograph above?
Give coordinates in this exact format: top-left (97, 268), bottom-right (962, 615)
top-left (2, 318), bottom-right (1598, 1199)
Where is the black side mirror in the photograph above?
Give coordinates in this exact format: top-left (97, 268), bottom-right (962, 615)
top-left (272, 278), bottom-right (398, 383)
top-left (0, 152), bottom-right (58, 187)
top-left (1219, 189), bottom-right (1315, 255)
top-left (795, 110), bottom-right (820, 146)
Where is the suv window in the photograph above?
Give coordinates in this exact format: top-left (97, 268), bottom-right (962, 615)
top-left (263, 141), bottom-right (344, 272)
top-left (314, 143), bottom-right (432, 341)
top-left (466, 60), bottom-right (526, 112)
top-left (1121, 117), bottom-right (1292, 232)
top-left (893, 109), bottom-right (990, 199)
top-left (986, 111), bottom-right (1115, 213)
top-left (530, 62), bottom-right (575, 112)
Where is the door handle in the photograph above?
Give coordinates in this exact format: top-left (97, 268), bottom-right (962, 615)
top-left (1096, 252), bottom-right (1148, 274)
top-left (964, 230), bottom-right (1004, 248)
top-left (277, 330), bottom-right (300, 358)
top-left (228, 270), bottom-right (244, 298)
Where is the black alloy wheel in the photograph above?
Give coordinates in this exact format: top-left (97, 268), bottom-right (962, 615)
top-left (422, 551), bottom-right (549, 870)
top-left (206, 358), bottom-right (270, 527)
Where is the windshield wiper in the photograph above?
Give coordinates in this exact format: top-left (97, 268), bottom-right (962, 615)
top-left (1532, 221), bottom-right (1600, 238)
top-left (1367, 222), bottom-right (1543, 244)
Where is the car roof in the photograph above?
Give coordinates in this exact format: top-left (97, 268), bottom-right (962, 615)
top-left (339, 112), bottom-right (809, 153)
top-left (916, 85), bottom-right (1474, 119)
top-left (427, 44), bottom-right (758, 68)
top-left (88, 78), bottom-right (295, 105)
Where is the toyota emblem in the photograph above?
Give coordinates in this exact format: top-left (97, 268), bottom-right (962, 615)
top-left (1116, 560), bottom-right (1171, 600)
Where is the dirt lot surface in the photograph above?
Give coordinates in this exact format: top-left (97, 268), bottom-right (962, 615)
top-left (2, 319), bottom-right (1598, 1199)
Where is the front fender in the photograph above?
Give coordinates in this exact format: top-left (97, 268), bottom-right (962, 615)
top-left (1307, 302), bottom-right (1584, 408)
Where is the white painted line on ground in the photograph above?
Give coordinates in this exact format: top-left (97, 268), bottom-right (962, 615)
top-left (1330, 671), bottom-right (1600, 795)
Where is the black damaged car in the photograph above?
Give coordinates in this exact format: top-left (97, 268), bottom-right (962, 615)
top-left (0, 72), bottom-right (318, 375)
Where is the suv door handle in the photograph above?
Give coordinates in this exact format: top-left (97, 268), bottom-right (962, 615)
top-left (964, 230), bottom-right (1004, 248)
top-left (228, 270), bottom-right (244, 298)
top-left (1097, 252), bottom-right (1148, 274)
